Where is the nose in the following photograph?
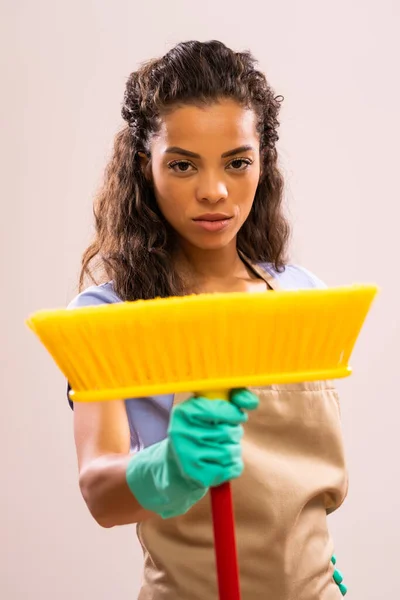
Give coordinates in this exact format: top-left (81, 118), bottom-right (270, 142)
top-left (195, 172), bottom-right (228, 204)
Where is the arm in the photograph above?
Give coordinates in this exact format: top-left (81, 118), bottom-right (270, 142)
top-left (73, 399), bottom-right (154, 528)
top-left (74, 389), bottom-right (258, 527)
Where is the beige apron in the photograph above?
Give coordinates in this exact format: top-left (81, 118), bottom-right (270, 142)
top-left (136, 259), bottom-right (348, 599)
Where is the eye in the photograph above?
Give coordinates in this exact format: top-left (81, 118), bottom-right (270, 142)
top-left (168, 160), bottom-right (196, 174)
top-left (227, 158), bottom-right (254, 171)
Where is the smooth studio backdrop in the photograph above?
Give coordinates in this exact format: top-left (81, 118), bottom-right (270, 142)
top-left (1, 1), bottom-right (399, 598)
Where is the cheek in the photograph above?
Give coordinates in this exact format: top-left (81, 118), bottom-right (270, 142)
top-left (237, 171), bottom-right (260, 209)
top-left (248, 161), bottom-right (262, 191)
top-left (152, 170), bottom-right (190, 222)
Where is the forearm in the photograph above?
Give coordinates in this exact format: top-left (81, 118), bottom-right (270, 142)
top-left (79, 453), bottom-right (154, 527)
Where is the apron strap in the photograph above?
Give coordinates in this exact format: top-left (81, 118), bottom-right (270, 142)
top-left (238, 250), bottom-right (281, 291)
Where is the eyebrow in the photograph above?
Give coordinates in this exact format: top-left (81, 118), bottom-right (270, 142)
top-left (164, 145), bottom-right (255, 159)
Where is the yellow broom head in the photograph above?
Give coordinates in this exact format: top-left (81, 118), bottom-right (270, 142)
top-left (26, 285), bottom-right (378, 402)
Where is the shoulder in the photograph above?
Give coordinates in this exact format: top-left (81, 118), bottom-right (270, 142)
top-left (66, 282), bottom-right (122, 410)
top-left (259, 263), bottom-right (328, 290)
top-left (67, 282), bottom-right (122, 309)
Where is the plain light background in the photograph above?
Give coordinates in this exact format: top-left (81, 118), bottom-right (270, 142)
top-left (1, 1), bottom-right (399, 598)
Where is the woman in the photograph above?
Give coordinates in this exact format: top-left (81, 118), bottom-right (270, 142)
top-left (69, 40), bottom-right (347, 599)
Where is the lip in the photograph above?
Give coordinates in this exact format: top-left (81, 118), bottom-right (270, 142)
top-left (192, 214), bottom-right (233, 233)
top-left (193, 213), bottom-right (232, 222)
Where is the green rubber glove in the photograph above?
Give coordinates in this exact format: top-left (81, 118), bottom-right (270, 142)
top-left (126, 389), bottom-right (259, 519)
top-left (331, 555), bottom-right (348, 596)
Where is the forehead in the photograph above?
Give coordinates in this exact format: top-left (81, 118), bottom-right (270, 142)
top-left (152, 99), bottom-right (259, 151)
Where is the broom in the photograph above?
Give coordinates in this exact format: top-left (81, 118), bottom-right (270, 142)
top-left (26, 284), bottom-right (378, 600)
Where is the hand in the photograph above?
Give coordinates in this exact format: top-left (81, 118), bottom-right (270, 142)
top-left (126, 389), bottom-right (259, 519)
top-left (331, 555), bottom-right (348, 596)
top-left (169, 389), bottom-right (259, 488)
top-left (229, 388), bottom-right (260, 411)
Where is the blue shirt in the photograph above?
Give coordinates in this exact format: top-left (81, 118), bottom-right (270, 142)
top-left (67, 262), bottom-right (327, 452)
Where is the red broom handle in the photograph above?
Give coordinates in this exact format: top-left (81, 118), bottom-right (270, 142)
top-left (210, 481), bottom-right (241, 600)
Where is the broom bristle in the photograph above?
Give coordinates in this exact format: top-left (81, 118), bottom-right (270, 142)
top-left (26, 285), bottom-right (378, 402)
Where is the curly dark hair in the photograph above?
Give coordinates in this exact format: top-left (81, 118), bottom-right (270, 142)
top-left (79, 40), bottom-right (291, 300)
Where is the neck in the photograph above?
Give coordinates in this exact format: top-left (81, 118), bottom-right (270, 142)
top-left (174, 238), bottom-right (245, 284)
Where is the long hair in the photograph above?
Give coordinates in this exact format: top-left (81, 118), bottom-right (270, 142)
top-left (79, 40), bottom-right (291, 300)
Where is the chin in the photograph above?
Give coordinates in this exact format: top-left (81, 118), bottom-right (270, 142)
top-left (189, 233), bottom-right (236, 251)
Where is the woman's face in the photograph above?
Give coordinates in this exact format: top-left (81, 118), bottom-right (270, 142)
top-left (145, 98), bottom-right (261, 252)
